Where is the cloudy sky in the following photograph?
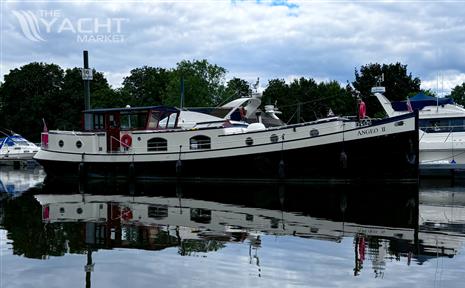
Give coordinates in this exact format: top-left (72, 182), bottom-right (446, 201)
top-left (1, 0), bottom-right (465, 94)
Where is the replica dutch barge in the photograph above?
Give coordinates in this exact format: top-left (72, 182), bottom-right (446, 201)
top-left (34, 97), bottom-right (419, 181)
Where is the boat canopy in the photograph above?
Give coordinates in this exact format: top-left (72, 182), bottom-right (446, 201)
top-left (83, 106), bottom-right (179, 114)
top-left (392, 93), bottom-right (454, 111)
top-left (0, 135), bottom-right (30, 149)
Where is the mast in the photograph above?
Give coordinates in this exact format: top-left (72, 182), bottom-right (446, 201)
top-left (180, 77), bottom-right (185, 109)
top-left (82, 50), bottom-right (92, 110)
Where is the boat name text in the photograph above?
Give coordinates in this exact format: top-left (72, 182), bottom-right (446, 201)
top-left (358, 126), bottom-right (386, 136)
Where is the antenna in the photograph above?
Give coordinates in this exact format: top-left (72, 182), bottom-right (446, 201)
top-left (253, 77), bottom-right (260, 93)
top-left (442, 73), bottom-right (444, 98)
top-left (376, 73), bottom-right (384, 86)
top-left (180, 77), bottom-right (185, 109)
top-left (436, 72), bottom-right (439, 112)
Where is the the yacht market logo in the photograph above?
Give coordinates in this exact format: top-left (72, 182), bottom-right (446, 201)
top-left (12, 10), bottom-right (128, 43)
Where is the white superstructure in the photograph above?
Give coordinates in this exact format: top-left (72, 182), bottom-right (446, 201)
top-left (372, 87), bottom-right (465, 167)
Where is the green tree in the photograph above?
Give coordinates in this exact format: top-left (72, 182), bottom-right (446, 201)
top-left (178, 239), bottom-right (226, 256)
top-left (0, 81), bottom-right (4, 125)
top-left (263, 78), bottom-right (354, 123)
top-left (121, 66), bottom-right (172, 106)
top-left (225, 77), bottom-right (252, 99)
top-left (56, 68), bottom-right (116, 130)
top-left (321, 81), bottom-right (356, 117)
top-left (0, 63), bottom-right (117, 140)
top-left (0, 62), bottom-right (64, 141)
top-left (262, 79), bottom-right (291, 121)
top-left (352, 62), bottom-right (421, 117)
top-left (166, 59), bottom-right (228, 107)
top-left (449, 83), bottom-right (465, 106)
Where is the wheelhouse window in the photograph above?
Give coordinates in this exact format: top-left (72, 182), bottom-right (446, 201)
top-left (147, 137), bottom-right (168, 151)
top-left (190, 135), bottom-right (211, 150)
top-left (82, 107), bottom-right (179, 132)
top-left (121, 111), bottom-right (148, 130)
top-left (83, 113), bottom-right (105, 131)
top-left (147, 111), bottom-right (161, 129)
top-left (157, 112), bottom-right (179, 129)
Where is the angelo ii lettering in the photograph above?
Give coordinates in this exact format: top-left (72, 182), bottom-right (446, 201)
top-left (358, 126), bottom-right (386, 136)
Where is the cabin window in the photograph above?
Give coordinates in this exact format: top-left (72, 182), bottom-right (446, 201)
top-left (419, 118), bottom-right (465, 133)
top-left (245, 137), bottom-right (253, 146)
top-left (451, 119), bottom-right (465, 132)
top-left (158, 112), bottom-right (178, 129)
top-left (190, 208), bottom-right (211, 224)
top-left (190, 135), bottom-right (211, 150)
top-left (165, 113), bottom-right (178, 128)
top-left (148, 205), bottom-right (168, 219)
top-left (93, 114), bottom-right (105, 130)
top-left (147, 137), bottom-right (168, 151)
top-left (270, 134), bottom-right (279, 143)
top-left (121, 111), bottom-right (148, 130)
top-left (147, 111), bottom-right (161, 129)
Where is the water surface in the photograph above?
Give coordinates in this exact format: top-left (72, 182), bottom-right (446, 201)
top-left (1, 167), bottom-right (464, 287)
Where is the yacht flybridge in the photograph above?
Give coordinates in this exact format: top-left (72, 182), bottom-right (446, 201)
top-left (372, 87), bottom-right (465, 168)
top-left (34, 94), bottom-right (419, 181)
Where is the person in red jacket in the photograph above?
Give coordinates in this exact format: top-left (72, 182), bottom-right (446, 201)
top-left (358, 98), bottom-right (366, 119)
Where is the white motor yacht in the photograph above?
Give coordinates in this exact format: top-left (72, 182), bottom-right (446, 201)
top-left (372, 87), bottom-right (465, 169)
top-left (0, 134), bottom-right (40, 164)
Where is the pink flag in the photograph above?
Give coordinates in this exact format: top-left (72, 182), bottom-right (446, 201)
top-left (42, 118), bottom-right (48, 132)
top-left (41, 118), bottom-right (49, 148)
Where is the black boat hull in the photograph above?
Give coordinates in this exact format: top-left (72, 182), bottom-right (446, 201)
top-left (38, 128), bottom-right (418, 182)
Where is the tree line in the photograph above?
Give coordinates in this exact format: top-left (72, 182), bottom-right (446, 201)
top-left (1, 60), bottom-right (453, 142)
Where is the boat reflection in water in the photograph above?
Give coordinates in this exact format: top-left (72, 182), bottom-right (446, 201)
top-left (36, 181), bottom-right (420, 273)
top-left (0, 166), bottom-right (45, 226)
top-left (0, 166), bottom-right (45, 195)
top-left (2, 177), bottom-right (465, 287)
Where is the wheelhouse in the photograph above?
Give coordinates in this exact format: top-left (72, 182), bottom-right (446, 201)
top-left (82, 106), bottom-right (180, 152)
top-left (82, 106), bottom-right (180, 132)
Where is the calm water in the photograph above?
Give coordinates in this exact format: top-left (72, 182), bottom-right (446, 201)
top-left (1, 166), bottom-right (465, 287)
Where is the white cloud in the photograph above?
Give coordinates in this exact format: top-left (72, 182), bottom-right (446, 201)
top-left (421, 70), bottom-right (465, 97)
top-left (1, 0), bottom-right (465, 91)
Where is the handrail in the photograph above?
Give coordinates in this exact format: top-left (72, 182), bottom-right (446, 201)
top-left (444, 127), bottom-right (454, 143)
top-left (110, 135), bottom-right (132, 153)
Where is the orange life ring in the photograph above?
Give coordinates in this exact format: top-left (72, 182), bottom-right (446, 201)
top-left (121, 134), bottom-right (132, 148)
top-left (121, 207), bottom-right (133, 221)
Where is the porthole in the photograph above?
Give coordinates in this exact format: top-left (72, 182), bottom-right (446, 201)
top-left (310, 129), bottom-right (319, 137)
top-left (270, 134), bottom-right (279, 143)
top-left (76, 140), bottom-right (82, 149)
top-left (245, 137), bottom-right (253, 146)
top-left (76, 207), bottom-right (83, 214)
top-left (58, 140), bottom-right (64, 147)
top-left (137, 137), bottom-right (141, 141)
top-left (59, 207), bottom-right (65, 213)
